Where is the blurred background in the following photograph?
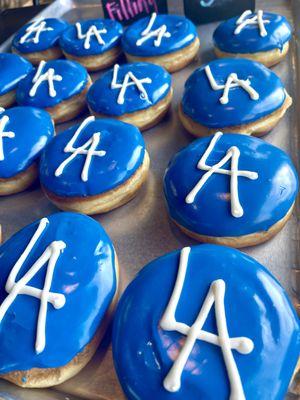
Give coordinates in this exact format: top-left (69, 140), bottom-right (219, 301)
top-left (1, 0), bottom-right (50, 7)
top-left (0, 0), bottom-right (52, 44)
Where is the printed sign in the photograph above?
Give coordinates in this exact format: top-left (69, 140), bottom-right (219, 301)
top-left (102, 0), bottom-right (168, 24)
top-left (184, 0), bottom-right (255, 25)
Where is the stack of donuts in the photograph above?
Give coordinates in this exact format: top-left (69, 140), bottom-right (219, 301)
top-left (0, 8), bottom-right (299, 400)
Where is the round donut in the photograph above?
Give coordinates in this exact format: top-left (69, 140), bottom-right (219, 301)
top-left (12, 18), bottom-right (69, 65)
top-left (39, 116), bottom-right (149, 214)
top-left (0, 53), bottom-right (33, 108)
top-left (121, 13), bottom-right (200, 73)
top-left (179, 58), bottom-right (292, 137)
top-left (0, 212), bottom-right (118, 388)
top-left (213, 10), bottom-right (292, 67)
top-left (113, 244), bottom-right (300, 399)
top-left (163, 132), bottom-right (298, 248)
top-left (16, 59), bottom-right (91, 124)
top-left (0, 106), bottom-right (54, 196)
top-left (59, 18), bottom-right (123, 71)
top-left (87, 62), bottom-right (172, 131)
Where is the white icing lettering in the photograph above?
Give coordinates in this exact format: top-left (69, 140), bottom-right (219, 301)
top-left (55, 116), bottom-right (106, 182)
top-left (234, 10), bottom-right (270, 37)
top-left (185, 132), bottom-right (258, 218)
top-left (20, 19), bottom-right (54, 44)
top-left (75, 22), bottom-right (108, 49)
top-left (205, 64), bottom-right (259, 105)
top-left (0, 218), bottom-right (66, 354)
top-left (111, 64), bottom-right (152, 105)
top-left (136, 13), bottom-right (171, 47)
top-left (29, 60), bottom-right (63, 98)
top-left (0, 114), bottom-right (15, 161)
top-left (160, 247), bottom-right (254, 397)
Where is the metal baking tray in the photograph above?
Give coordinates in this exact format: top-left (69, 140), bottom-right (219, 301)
top-left (0, 0), bottom-right (299, 399)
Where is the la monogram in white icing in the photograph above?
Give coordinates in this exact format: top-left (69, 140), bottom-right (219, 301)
top-left (19, 19), bottom-right (54, 44)
top-left (235, 10), bottom-right (270, 37)
top-left (136, 13), bottom-right (171, 47)
top-left (160, 247), bottom-right (254, 397)
top-left (55, 116), bottom-right (106, 182)
top-left (111, 64), bottom-right (152, 105)
top-left (185, 132), bottom-right (258, 218)
top-left (205, 65), bottom-right (259, 105)
top-left (0, 218), bottom-right (66, 354)
top-left (29, 60), bottom-right (63, 98)
top-left (0, 112), bottom-right (15, 161)
top-left (75, 22), bottom-right (107, 49)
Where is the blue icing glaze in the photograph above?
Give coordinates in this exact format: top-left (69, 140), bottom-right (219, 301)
top-left (12, 18), bottom-right (69, 54)
top-left (0, 53), bottom-right (33, 96)
top-left (181, 58), bottom-right (286, 128)
top-left (16, 59), bottom-right (88, 108)
top-left (87, 62), bottom-right (171, 116)
top-left (0, 212), bottom-right (116, 373)
top-left (0, 106), bottom-right (54, 179)
top-left (59, 18), bottom-right (123, 57)
top-left (164, 133), bottom-right (298, 237)
top-left (213, 12), bottom-right (292, 54)
top-left (39, 118), bottom-right (145, 197)
top-left (122, 14), bottom-right (198, 57)
top-left (113, 244), bottom-right (300, 400)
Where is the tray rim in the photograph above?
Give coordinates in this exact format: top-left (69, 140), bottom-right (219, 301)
top-left (0, 0), bottom-right (299, 399)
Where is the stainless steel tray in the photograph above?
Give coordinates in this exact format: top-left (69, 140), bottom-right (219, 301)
top-left (0, 0), bottom-right (299, 399)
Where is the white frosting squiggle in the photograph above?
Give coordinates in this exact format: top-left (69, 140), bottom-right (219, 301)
top-left (185, 132), bottom-right (258, 218)
top-left (55, 115), bottom-right (106, 182)
top-left (0, 114), bottom-right (15, 161)
top-left (205, 65), bottom-right (259, 105)
top-left (0, 218), bottom-right (66, 354)
top-left (136, 13), bottom-right (171, 47)
top-left (19, 19), bottom-right (54, 44)
top-left (160, 246), bottom-right (254, 397)
top-left (234, 10), bottom-right (270, 37)
top-left (111, 64), bottom-right (152, 105)
top-left (75, 22), bottom-right (107, 49)
top-left (29, 60), bottom-right (63, 98)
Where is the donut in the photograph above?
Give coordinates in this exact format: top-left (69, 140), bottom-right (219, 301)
top-left (179, 58), bottom-right (292, 137)
top-left (16, 59), bottom-right (91, 124)
top-left (87, 62), bottom-right (172, 131)
top-left (0, 53), bottom-right (33, 108)
top-left (39, 116), bottom-right (149, 214)
top-left (113, 244), bottom-right (300, 399)
top-left (121, 13), bottom-right (200, 73)
top-left (0, 106), bottom-right (54, 196)
top-left (12, 18), bottom-right (69, 65)
top-left (0, 212), bottom-right (118, 388)
top-left (164, 132), bottom-right (298, 248)
top-left (59, 18), bottom-right (123, 71)
top-left (113, 245), bottom-right (300, 400)
top-left (213, 10), bottom-right (292, 67)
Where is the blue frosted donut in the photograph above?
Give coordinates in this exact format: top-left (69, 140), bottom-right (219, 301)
top-left (59, 18), bottom-right (123, 57)
top-left (12, 18), bottom-right (69, 54)
top-left (113, 244), bottom-right (300, 400)
top-left (15, 60), bottom-right (89, 124)
top-left (16, 60), bottom-right (89, 109)
top-left (181, 58), bottom-right (288, 130)
top-left (0, 212), bottom-right (117, 384)
top-left (87, 62), bottom-right (172, 117)
top-left (39, 117), bottom-right (146, 197)
top-left (163, 132), bottom-right (298, 243)
top-left (122, 14), bottom-right (198, 57)
top-left (0, 53), bottom-right (33, 98)
top-left (0, 106), bottom-right (54, 179)
top-left (213, 11), bottom-right (292, 54)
